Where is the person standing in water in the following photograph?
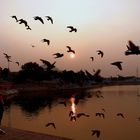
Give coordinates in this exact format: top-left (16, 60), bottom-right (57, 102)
top-left (0, 94), bottom-right (4, 125)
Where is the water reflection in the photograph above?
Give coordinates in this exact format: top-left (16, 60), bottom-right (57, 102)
top-left (70, 97), bottom-right (76, 121)
top-left (12, 90), bottom-right (92, 117)
top-left (2, 85), bottom-right (140, 140)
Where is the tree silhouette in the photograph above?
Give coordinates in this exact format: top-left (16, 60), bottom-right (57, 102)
top-left (17, 62), bottom-right (44, 82)
top-left (1, 68), bottom-right (10, 80)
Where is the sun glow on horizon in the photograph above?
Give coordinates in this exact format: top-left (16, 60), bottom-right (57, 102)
top-left (69, 53), bottom-right (75, 59)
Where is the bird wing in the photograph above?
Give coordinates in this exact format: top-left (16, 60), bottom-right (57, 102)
top-left (3, 53), bottom-right (8, 56)
top-left (67, 26), bottom-right (73, 29)
top-left (111, 62), bottom-right (122, 70)
top-left (39, 17), bottom-right (44, 24)
top-left (90, 57), bottom-right (94, 61)
top-left (16, 62), bottom-right (19, 66)
top-left (53, 53), bottom-right (59, 56)
top-left (116, 63), bottom-right (122, 70)
top-left (46, 123), bottom-right (55, 128)
top-left (91, 130), bottom-right (96, 136)
top-left (96, 131), bottom-right (100, 138)
top-left (92, 130), bottom-right (100, 138)
top-left (11, 16), bottom-right (18, 22)
top-left (34, 16), bottom-right (44, 24)
top-left (47, 40), bottom-right (50, 45)
top-left (128, 40), bottom-right (139, 51)
top-left (52, 61), bottom-right (56, 66)
top-left (97, 50), bottom-right (103, 57)
top-left (46, 16), bottom-right (53, 24)
top-left (40, 59), bottom-right (51, 66)
top-left (42, 39), bottom-right (50, 45)
top-left (66, 46), bottom-right (71, 50)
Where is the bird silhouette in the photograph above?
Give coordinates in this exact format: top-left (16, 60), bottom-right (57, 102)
top-left (59, 101), bottom-right (67, 107)
top-left (77, 113), bottom-right (90, 118)
top-left (111, 61), bottom-right (123, 70)
top-left (67, 26), bottom-right (77, 32)
top-left (40, 59), bottom-right (56, 70)
top-left (125, 40), bottom-right (140, 55)
top-left (53, 53), bottom-right (64, 58)
top-left (90, 57), bottom-right (94, 61)
top-left (18, 19), bottom-right (28, 27)
top-left (11, 15), bottom-right (18, 22)
top-left (26, 25), bottom-right (31, 30)
top-left (33, 16), bottom-right (44, 24)
top-left (116, 113), bottom-right (125, 118)
top-left (3, 53), bottom-right (11, 60)
top-left (97, 50), bottom-right (104, 58)
top-left (91, 130), bottom-right (100, 138)
top-left (46, 122), bottom-right (56, 129)
top-left (95, 112), bottom-right (105, 119)
top-left (45, 16), bottom-right (53, 24)
top-left (69, 111), bottom-right (74, 117)
top-left (70, 116), bottom-right (76, 121)
top-left (41, 39), bottom-right (50, 45)
top-left (66, 46), bottom-right (75, 54)
top-left (15, 62), bottom-right (20, 66)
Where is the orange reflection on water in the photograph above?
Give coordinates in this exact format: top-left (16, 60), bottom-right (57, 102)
top-left (70, 97), bottom-right (76, 115)
top-left (70, 97), bottom-right (76, 121)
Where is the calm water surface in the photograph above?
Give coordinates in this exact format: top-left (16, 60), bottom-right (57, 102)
top-left (2, 85), bottom-right (140, 140)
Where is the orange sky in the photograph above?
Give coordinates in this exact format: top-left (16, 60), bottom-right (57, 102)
top-left (1, 0), bottom-right (140, 77)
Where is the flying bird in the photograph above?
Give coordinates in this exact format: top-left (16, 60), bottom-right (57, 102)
top-left (90, 57), bottom-right (94, 61)
top-left (3, 53), bottom-right (11, 60)
top-left (70, 116), bottom-right (76, 121)
top-left (95, 112), bottom-right (105, 119)
top-left (91, 130), bottom-right (100, 138)
top-left (15, 62), bottom-right (20, 66)
top-left (11, 15), bottom-right (18, 22)
top-left (97, 50), bottom-right (104, 58)
top-left (69, 111), bottom-right (74, 117)
top-left (18, 19), bottom-right (28, 27)
top-left (40, 59), bottom-right (56, 70)
top-left (111, 61), bottom-right (123, 70)
top-left (77, 113), bottom-right (90, 118)
top-left (46, 122), bottom-right (56, 129)
top-left (41, 39), bottom-right (50, 45)
top-left (67, 26), bottom-right (77, 32)
top-left (66, 46), bottom-right (75, 54)
top-left (53, 53), bottom-right (64, 58)
top-left (26, 25), bottom-right (31, 30)
top-left (33, 16), bottom-right (44, 24)
top-left (45, 16), bottom-right (53, 24)
top-left (116, 113), bottom-right (125, 118)
top-left (125, 40), bottom-right (140, 55)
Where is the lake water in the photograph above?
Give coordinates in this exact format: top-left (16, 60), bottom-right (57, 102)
top-left (2, 85), bottom-right (140, 140)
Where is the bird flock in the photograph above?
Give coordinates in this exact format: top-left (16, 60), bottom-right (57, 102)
top-left (10, 15), bottom-right (140, 74)
top-left (8, 15), bottom-right (79, 69)
top-left (44, 90), bottom-right (140, 139)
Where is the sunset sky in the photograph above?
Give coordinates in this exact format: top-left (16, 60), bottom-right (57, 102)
top-left (1, 0), bottom-right (140, 77)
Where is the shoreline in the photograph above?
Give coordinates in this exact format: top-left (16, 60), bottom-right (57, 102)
top-left (1, 80), bottom-right (140, 97)
top-left (16, 80), bottom-right (140, 92)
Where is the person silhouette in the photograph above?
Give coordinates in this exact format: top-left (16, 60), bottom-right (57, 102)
top-left (0, 94), bottom-right (4, 125)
